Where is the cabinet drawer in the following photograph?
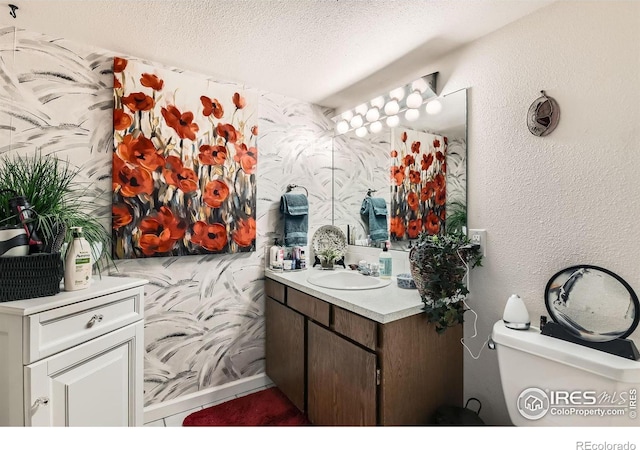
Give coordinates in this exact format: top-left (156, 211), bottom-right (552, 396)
top-left (287, 288), bottom-right (330, 327)
top-left (265, 278), bottom-right (285, 304)
top-left (333, 307), bottom-right (377, 351)
top-left (25, 286), bottom-right (144, 363)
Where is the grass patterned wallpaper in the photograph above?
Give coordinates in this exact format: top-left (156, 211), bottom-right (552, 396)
top-left (0, 25), bottom-right (333, 407)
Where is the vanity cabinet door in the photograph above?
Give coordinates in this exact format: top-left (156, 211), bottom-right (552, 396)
top-left (307, 321), bottom-right (377, 426)
top-left (24, 321), bottom-right (143, 426)
top-left (265, 297), bottom-right (305, 412)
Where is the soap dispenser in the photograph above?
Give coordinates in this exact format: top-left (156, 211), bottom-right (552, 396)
top-left (378, 241), bottom-right (392, 279)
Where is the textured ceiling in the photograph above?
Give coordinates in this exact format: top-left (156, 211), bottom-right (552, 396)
top-left (2, 0), bottom-right (553, 110)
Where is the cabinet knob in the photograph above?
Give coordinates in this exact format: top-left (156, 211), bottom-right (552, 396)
top-left (34, 397), bottom-right (49, 407)
top-left (87, 314), bottom-right (104, 327)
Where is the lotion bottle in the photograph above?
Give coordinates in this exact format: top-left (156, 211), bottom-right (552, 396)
top-left (299, 250), bottom-right (306, 269)
top-left (378, 241), bottom-right (392, 279)
top-left (64, 227), bottom-right (92, 291)
top-left (269, 238), bottom-right (280, 269)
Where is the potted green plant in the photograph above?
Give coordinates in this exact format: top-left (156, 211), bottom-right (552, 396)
top-left (318, 247), bottom-right (341, 269)
top-left (409, 232), bottom-right (483, 333)
top-left (0, 152), bottom-right (112, 270)
top-left (445, 200), bottom-right (467, 235)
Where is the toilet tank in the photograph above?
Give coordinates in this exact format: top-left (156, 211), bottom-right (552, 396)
top-left (492, 320), bottom-right (640, 426)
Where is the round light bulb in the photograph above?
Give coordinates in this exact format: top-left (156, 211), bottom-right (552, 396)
top-left (336, 120), bottom-right (349, 134)
top-left (341, 110), bottom-right (354, 121)
top-left (425, 99), bottom-right (443, 115)
top-left (389, 86), bottom-right (405, 101)
top-left (406, 90), bottom-right (423, 109)
top-left (369, 121), bottom-right (382, 133)
top-left (386, 115), bottom-right (400, 128)
top-left (355, 103), bottom-right (368, 116)
top-left (384, 100), bottom-right (400, 116)
top-left (365, 107), bottom-right (380, 123)
top-left (405, 108), bottom-right (420, 122)
top-left (411, 78), bottom-right (428, 94)
top-left (355, 126), bottom-right (368, 137)
top-left (350, 114), bottom-right (363, 128)
top-left (370, 96), bottom-right (385, 109)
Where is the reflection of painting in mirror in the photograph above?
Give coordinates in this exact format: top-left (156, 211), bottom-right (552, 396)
top-left (332, 88), bottom-right (467, 251)
top-left (390, 128), bottom-right (446, 240)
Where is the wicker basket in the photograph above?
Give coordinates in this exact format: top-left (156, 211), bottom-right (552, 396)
top-left (0, 252), bottom-right (63, 302)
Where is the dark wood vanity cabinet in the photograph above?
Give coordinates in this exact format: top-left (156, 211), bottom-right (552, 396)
top-left (307, 320), bottom-right (378, 425)
top-left (264, 278), bottom-right (462, 426)
top-left (265, 297), bottom-right (305, 411)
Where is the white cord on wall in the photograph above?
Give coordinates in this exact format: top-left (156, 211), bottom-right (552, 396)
top-left (457, 248), bottom-right (490, 360)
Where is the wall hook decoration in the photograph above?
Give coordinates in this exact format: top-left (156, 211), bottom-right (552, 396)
top-left (527, 90), bottom-right (560, 136)
top-left (8, 4), bottom-right (18, 18)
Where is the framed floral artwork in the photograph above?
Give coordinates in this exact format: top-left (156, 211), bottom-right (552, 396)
top-left (112, 57), bottom-right (257, 258)
top-left (390, 127), bottom-right (447, 240)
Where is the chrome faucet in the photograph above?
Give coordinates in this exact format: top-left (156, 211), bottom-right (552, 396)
top-left (357, 262), bottom-right (379, 277)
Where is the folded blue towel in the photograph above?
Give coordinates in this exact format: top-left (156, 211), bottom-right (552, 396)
top-left (360, 197), bottom-right (389, 243)
top-left (280, 193), bottom-right (309, 246)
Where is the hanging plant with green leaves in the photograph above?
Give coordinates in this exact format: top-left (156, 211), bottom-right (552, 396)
top-left (409, 232), bottom-right (483, 333)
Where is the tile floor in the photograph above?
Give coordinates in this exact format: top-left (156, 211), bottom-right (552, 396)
top-left (144, 382), bottom-right (275, 427)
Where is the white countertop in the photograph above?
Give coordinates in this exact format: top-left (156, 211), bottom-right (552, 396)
top-left (264, 267), bottom-right (424, 323)
top-left (0, 276), bottom-right (148, 316)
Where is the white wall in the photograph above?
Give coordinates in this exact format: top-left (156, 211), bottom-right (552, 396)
top-left (409, 1), bottom-right (640, 424)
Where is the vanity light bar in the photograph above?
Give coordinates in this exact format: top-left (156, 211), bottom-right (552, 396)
top-left (332, 73), bottom-right (438, 135)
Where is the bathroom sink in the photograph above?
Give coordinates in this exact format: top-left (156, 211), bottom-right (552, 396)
top-left (307, 271), bottom-right (391, 290)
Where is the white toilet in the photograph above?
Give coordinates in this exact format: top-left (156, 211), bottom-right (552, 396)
top-left (492, 320), bottom-right (640, 426)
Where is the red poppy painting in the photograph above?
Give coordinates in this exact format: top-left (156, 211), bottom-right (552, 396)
top-left (112, 57), bottom-right (257, 258)
top-left (390, 127), bottom-right (447, 241)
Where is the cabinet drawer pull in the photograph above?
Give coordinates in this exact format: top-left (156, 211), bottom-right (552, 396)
top-left (87, 314), bottom-right (104, 327)
top-left (34, 397), bottom-right (49, 407)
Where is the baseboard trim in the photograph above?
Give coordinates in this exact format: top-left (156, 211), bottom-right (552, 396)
top-left (143, 373), bottom-right (272, 424)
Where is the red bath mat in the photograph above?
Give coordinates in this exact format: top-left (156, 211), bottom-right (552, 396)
top-left (182, 387), bottom-right (311, 426)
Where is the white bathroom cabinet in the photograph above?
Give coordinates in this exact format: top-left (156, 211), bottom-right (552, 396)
top-left (0, 276), bottom-right (147, 426)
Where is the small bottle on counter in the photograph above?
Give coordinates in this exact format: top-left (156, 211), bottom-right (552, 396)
top-left (299, 250), bottom-right (307, 269)
top-left (378, 241), bottom-right (392, 279)
top-left (269, 238), bottom-right (280, 269)
top-left (276, 245), bottom-right (284, 268)
top-left (64, 227), bottom-right (92, 291)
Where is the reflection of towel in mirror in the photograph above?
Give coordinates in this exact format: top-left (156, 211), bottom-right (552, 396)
top-left (280, 193), bottom-right (309, 246)
top-left (360, 197), bottom-right (389, 243)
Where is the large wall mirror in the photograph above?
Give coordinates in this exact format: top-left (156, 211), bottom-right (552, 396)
top-left (332, 78), bottom-right (467, 252)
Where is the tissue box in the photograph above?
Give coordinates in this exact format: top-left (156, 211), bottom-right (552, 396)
top-left (396, 273), bottom-right (416, 289)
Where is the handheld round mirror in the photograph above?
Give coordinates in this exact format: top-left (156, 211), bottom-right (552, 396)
top-left (544, 265), bottom-right (639, 342)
